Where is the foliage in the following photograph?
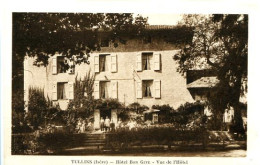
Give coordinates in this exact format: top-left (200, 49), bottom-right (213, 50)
top-left (172, 101), bottom-right (205, 127)
top-left (95, 98), bottom-right (123, 109)
top-left (175, 14), bottom-right (247, 133)
top-left (151, 104), bottom-right (174, 123)
top-left (12, 133), bottom-right (38, 154)
top-left (67, 71), bottom-right (95, 116)
top-left (107, 127), bottom-right (205, 149)
top-left (27, 87), bottom-right (48, 128)
top-left (13, 13), bottom-right (148, 67)
top-left (12, 90), bottom-right (25, 128)
top-left (12, 131), bottom-right (73, 155)
top-left (126, 102), bottom-right (149, 113)
top-left (12, 13), bottom-right (148, 125)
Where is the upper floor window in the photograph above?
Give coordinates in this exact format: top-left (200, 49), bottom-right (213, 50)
top-left (94, 54), bottom-right (117, 73)
top-left (136, 52), bottom-right (161, 71)
top-left (142, 53), bottom-right (153, 70)
top-left (52, 56), bottom-right (75, 74)
top-left (99, 55), bottom-right (108, 72)
top-left (57, 56), bottom-right (68, 73)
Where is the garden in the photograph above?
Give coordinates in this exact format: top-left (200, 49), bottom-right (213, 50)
top-left (12, 71), bottom-right (244, 154)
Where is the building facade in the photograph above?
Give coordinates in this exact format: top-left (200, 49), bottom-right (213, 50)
top-left (24, 26), bottom-right (196, 128)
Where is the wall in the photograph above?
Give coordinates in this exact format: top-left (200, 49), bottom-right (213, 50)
top-left (24, 36), bottom-right (194, 110)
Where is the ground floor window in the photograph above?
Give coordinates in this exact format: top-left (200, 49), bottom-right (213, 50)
top-left (57, 82), bottom-right (68, 99)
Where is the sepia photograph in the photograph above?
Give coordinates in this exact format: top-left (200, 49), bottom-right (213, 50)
top-left (10, 13), bottom-right (248, 157)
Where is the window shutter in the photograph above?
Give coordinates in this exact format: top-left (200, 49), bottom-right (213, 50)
top-left (136, 53), bottom-right (142, 71)
top-left (111, 54), bottom-right (117, 73)
top-left (52, 82), bottom-right (57, 100)
top-left (94, 55), bottom-right (99, 73)
top-left (68, 82), bottom-right (74, 100)
top-left (52, 57), bottom-right (57, 74)
top-left (154, 53), bottom-right (161, 71)
top-left (111, 81), bottom-right (118, 99)
top-left (94, 81), bottom-right (100, 99)
top-left (136, 80), bottom-right (142, 99)
top-left (154, 79), bottom-right (161, 98)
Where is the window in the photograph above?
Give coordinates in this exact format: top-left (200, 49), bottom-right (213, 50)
top-left (100, 81), bottom-right (110, 99)
top-left (136, 79), bottom-right (160, 99)
top-left (53, 56), bottom-right (75, 74)
top-left (57, 82), bottom-right (68, 99)
top-left (137, 52), bottom-right (160, 72)
top-left (143, 80), bottom-right (153, 98)
top-left (57, 56), bottom-right (68, 73)
top-left (94, 80), bottom-right (117, 99)
top-left (142, 53), bottom-right (153, 70)
top-left (52, 82), bottom-right (73, 100)
top-left (94, 54), bottom-right (116, 73)
top-left (99, 55), bottom-right (108, 72)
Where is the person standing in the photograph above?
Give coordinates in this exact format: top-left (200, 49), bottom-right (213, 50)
top-left (110, 119), bottom-right (115, 132)
top-left (223, 104), bottom-right (234, 132)
top-left (104, 116), bottom-right (111, 132)
top-left (100, 117), bottom-right (105, 131)
top-left (81, 120), bottom-right (86, 133)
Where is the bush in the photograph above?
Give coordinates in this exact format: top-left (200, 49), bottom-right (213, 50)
top-left (12, 130), bottom-right (73, 155)
top-left (27, 87), bottom-right (48, 128)
top-left (106, 127), bottom-right (205, 149)
top-left (152, 104), bottom-right (174, 123)
top-left (95, 98), bottom-right (123, 109)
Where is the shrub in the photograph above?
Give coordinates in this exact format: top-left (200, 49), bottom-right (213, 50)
top-left (152, 104), bottom-right (174, 123)
top-left (95, 98), bottom-right (123, 109)
top-left (12, 90), bottom-right (25, 129)
top-left (106, 127), bottom-right (205, 149)
top-left (27, 87), bottom-right (48, 128)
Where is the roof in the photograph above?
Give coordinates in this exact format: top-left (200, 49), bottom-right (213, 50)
top-left (145, 25), bottom-right (180, 30)
top-left (187, 76), bottom-right (219, 88)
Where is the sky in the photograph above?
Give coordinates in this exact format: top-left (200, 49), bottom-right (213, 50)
top-left (135, 14), bottom-right (183, 25)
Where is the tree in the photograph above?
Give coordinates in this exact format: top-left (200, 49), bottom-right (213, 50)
top-left (175, 14), bottom-right (247, 133)
top-left (12, 13), bottom-right (148, 116)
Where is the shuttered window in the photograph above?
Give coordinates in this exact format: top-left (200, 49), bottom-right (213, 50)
top-left (94, 81), bottom-right (100, 99)
top-left (154, 53), bottom-right (161, 71)
top-left (111, 54), bottom-right (117, 73)
top-left (136, 80), bottom-right (142, 98)
top-left (68, 82), bottom-right (74, 100)
top-left (94, 55), bottom-right (99, 73)
top-left (111, 81), bottom-right (118, 99)
top-left (154, 79), bottom-right (161, 98)
top-left (52, 57), bottom-right (57, 74)
top-left (136, 53), bottom-right (142, 71)
top-left (52, 82), bottom-right (57, 100)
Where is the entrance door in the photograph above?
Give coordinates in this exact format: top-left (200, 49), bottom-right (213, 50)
top-left (100, 108), bottom-right (111, 121)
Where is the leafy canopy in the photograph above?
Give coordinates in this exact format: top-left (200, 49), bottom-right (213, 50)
top-left (13, 13), bottom-right (148, 66)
